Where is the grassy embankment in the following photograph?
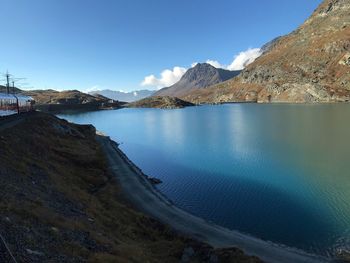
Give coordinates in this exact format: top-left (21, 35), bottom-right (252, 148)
top-left (0, 112), bottom-right (261, 263)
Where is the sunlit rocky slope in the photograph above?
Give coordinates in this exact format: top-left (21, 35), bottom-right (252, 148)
top-left (184, 0), bottom-right (350, 103)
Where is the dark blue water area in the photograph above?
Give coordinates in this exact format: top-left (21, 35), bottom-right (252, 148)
top-left (59, 103), bottom-right (350, 257)
top-left (124, 142), bottom-right (336, 255)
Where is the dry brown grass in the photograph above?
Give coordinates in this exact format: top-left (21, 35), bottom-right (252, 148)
top-left (0, 112), bottom-right (186, 262)
top-left (0, 112), bottom-right (261, 262)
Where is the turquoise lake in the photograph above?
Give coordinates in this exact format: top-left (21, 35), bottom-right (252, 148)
top-left (59, 104), bottom-right (350, 257)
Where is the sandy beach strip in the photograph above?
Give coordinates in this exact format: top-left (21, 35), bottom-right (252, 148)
top-left (97, 134), bottom-right (329, 263)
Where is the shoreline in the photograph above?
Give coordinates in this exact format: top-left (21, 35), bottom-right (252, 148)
top-left (34, 103), bottom-right (125, 114)
top-left (97, 134), bottom-right (329, 263)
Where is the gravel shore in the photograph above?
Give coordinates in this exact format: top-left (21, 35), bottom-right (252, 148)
top-left (98, 134), bottom-right (329, 263)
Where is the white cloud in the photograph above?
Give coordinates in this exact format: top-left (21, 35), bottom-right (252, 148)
top-left (141, 66), bottom-right (187, 89)
top-left (227, 48), bottom-right (262, 71)
top-left (205, 60), bottom-right (224, 69)
top-left (205, 48), bottom-right (262, 71)
top-left (140, 48), bottom-right (262, 89)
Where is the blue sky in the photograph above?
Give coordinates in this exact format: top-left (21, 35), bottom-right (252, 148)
top-left (0, 0), bottom-right (322, 92)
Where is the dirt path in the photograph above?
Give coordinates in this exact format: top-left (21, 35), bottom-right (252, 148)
top-left (97, 134), bottom-right (329, 263)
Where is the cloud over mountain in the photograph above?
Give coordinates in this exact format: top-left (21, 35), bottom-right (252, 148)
top-left (141, 66), bottom-right (187, 89)
top-left (141, 48), bottom-right (262, 89)
top-left (227, 48), bottom-right (262, 70)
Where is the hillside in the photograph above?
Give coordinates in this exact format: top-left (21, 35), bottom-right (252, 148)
top-left (184, 0), bottom-right (350, 103)
top-left (0, 85), bottom-right (121, 105)
top-left (90, 89), bottom-right (155, 102)
top-left (0, 112), bottom-right (260, 262)
top-left (0, 85), bottom-right (22, 94)
top-left (154, 63), bottom-right (241, 97)
top-left (0, 86), bottom-right (126, 113)
top-left (27, 90), bottom-right (126, 113)
top-left (23, 89), bottom-right (111, 105)
top-left (128, 96), bottom-right (194, 109)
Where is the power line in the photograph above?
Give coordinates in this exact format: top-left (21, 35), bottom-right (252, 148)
top-left (1, 71), bottom-right (27, 94)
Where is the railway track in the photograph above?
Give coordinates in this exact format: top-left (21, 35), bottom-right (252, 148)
top-left (0, 233), bottom-right (17, 263)
top-left (0, 112), bottom-right (30, 131)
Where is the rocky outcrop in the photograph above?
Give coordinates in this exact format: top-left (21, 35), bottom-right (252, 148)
top-left (128, 96), bottom-right (194, 109)
top-left (185, 0), bottom-right (350, 103)
top-left (155, 63), bottom-right (241, 97)
top-left (339, 52), bottom-right (350, 66)
top-left (260, 36), bottom-right (282, 54)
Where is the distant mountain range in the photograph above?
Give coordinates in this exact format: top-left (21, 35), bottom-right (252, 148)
top-left (89, 89), bottom-right (155, 102)
top-left (184, 0), bottom-right (350, 103)
top-left (154, 63), bottom-right (241, 97)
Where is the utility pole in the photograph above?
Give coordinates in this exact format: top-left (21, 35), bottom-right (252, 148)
top-left (6, 71), bottom-right (10, 94)
top-left (1, 71), bottom-right (26, 94)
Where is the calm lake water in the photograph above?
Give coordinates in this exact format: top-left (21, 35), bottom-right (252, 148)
top-left (59, 104), bottom-right (350, 257)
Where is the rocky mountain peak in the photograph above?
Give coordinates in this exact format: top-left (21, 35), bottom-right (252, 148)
top-left (154, 63), bottom-right (241, 97)
top-left (181, 63), bottom-right (223, 83)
